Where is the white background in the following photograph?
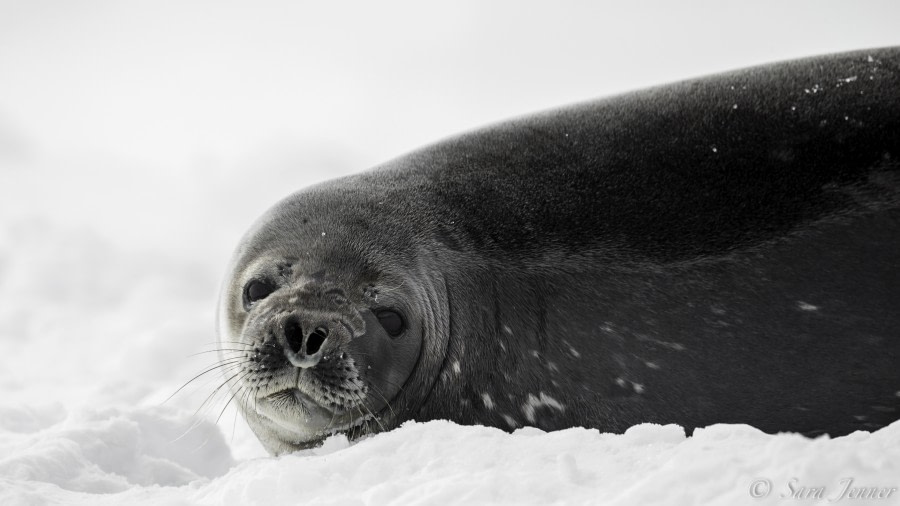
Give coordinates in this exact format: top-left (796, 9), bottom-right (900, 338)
top-left (1, 2), bottom-right (899, 504)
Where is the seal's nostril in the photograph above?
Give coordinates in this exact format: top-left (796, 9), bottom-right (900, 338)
top-left (306, 327), bottom-right (328, 355)
top-left (284, 318), bottom-right (303, 354)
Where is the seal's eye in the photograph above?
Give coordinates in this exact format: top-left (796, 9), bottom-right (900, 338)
top-left (376, 310), bottom-right (404, 337)
top-left (244, 280), bottom-right (277, 307)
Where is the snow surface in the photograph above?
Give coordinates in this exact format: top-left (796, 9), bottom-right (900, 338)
top-left (2, 2), bottom-right (900, 505)
top-left (2, 406), bottom-right (900, 505)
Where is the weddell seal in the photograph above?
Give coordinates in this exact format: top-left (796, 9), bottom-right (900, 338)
top-left (216, 47), bottom-right (900, 455)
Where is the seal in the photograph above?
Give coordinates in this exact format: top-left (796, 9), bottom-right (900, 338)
top-left (217, 47), bottom-right (900, 455)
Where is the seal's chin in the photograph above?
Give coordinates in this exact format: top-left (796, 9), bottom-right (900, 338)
top-left (254, 389), bottom-right (372, 440)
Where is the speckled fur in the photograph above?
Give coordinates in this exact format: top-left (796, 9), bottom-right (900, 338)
top-left (219, 48), bottom-right (900, 453)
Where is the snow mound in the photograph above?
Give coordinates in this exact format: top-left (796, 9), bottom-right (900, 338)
top-left (3, 412), bottom-right (899, 505)
top-left (0, 405), bottom-right (234, 495)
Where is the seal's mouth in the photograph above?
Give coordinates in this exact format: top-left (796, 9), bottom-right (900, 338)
top-left (254, 388), bottom-right (374, 437)
top-left (223, 290), bottom-right (421, 454)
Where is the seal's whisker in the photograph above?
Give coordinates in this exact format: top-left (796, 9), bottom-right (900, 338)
top-left (169, 373), bottom-right (247, 445)
top-left (187, 349), bottom-right (246, 357)
top-left (243, 384), bottom-right (257, 417)
top-left (215, 375), bottom-right (252, 426)
top-left (353, 405), bottom-right (367, 440)
top-left (230, 385), bottom-right (251, 444)
top-left (213, 371), bottom-right (255, 428)
top-left (364, 381), bottom-right (396, 419)
top-left (192, 367), bottom-right (249, 421)
top-left (190, 362), bottom-right (245, 397)
top-left (353, 390), bottom-right (386, 433)
top-left (198, 340), bottom-right (252, 347)
top-left (165, 359), bottom-right (245, 404)
top-left (187, 367), bottom-right (245, 425)
top-left (326, 396), bottom-right (339, 428)
top-left (367, 374), bottom-right (406, 396)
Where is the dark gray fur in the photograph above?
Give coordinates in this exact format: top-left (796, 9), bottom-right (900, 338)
top-left (220, 47), bottom-right (900, 453)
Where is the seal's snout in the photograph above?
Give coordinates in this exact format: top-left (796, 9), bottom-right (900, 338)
top-left (282, 315), bottom-right (331, 368)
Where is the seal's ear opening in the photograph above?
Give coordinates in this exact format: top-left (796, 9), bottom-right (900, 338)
top-left (376, 309), bottom-right (404, 336)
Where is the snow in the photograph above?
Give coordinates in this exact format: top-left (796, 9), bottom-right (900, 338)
top-left (2, 2), bottom-right (900, 505)
top-left (2, 410), bottom-right (899, 505)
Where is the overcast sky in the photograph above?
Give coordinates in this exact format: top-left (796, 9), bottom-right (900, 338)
top-left (1, 1), bottom-right (899, 257)
top-left (2, 1), bottom-right (899, 171)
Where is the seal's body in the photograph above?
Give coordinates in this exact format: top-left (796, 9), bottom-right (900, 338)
top-left (218, 48), bottom-right (900, 454)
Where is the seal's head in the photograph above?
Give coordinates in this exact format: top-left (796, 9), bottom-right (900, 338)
top-left (216, 181), bottom-right (447, 454)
